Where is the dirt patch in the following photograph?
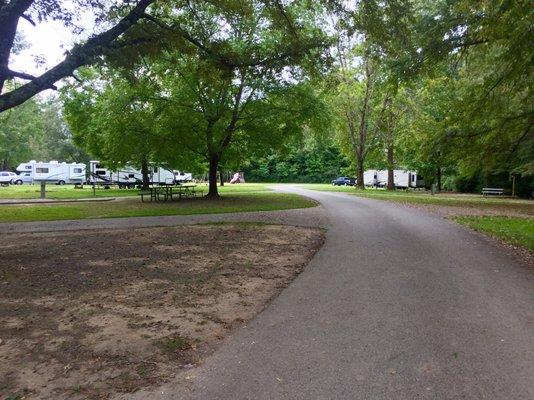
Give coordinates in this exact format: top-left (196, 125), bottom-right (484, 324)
top-left (0, 224), bottom-right (324, 399)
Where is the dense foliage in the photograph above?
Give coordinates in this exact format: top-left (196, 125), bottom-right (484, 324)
top-left (244, 130), bottom-right (350, 183)
top-left (0, 95), bottom-right (88, 170)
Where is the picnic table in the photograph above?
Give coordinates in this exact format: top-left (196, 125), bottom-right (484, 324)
top-left (138, 184), bottom-right (203, 202)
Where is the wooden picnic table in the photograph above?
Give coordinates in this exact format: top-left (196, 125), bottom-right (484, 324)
top-left (139, 184), bottom-right (203, 202)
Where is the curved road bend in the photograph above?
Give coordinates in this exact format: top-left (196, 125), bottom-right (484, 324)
top-left (122, 185), bottom-right (533, 400)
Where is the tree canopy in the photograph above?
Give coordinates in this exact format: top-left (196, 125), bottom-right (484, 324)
top-left (2, 0), bottom-right (532, 196)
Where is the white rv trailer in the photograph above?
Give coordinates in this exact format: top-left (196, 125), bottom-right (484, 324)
top-left (16, 160), bottom-right (86, 184)
top-left (174, 170), bottom-right (193, 183)
top-left (364, 169), bottom-right (424, 189)
top-left (89, 161), bottom-right (192, 188)
top-left (363, 170), bottom-right (378, 186)
top-left (376, 170), bottom-right (389, 187)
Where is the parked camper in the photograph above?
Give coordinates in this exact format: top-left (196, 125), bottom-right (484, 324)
top-left (363, 170), bottom-right (378, 186)
top-left (89, 161), bottom-right (137, 188)
top-left (364, 169), bottom-right (424, 189)
top-left (89, 161), bottom-right (192, 187)
top-left (174, 171), bottom-right (193, 183)
top-left (375, 170), bottom-right (389, 187)
top-left (16, 160), bottom-right (86, 184)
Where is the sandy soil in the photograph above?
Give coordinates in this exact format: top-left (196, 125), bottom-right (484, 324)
top-left (0, 224), bottom-right (324, 399)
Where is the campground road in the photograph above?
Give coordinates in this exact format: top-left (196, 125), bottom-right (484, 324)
top-left (122, 185), bottom-right (534, 400)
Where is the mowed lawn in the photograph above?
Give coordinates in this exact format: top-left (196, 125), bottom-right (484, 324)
top-left (0, 182), bottom-right (270, 199)
top-left (454, 216), bottom-right (534, 251)
top-left (0, 184), bottom-right (315, 223)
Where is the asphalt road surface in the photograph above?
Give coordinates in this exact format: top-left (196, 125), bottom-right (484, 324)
top-left (123, 186), bottom-right (534, 400)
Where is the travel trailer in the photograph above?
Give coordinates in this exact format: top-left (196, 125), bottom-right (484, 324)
top-left (89, 161), bottom-right (192, 188)
top-left (364, 169), bottom-right (424, 189)
top-left (363, 170), bottom-right (378, 186)
top-left (174, 170), bottom-right (193, 183)
top-left (16, 160), bottom-right (86, 184)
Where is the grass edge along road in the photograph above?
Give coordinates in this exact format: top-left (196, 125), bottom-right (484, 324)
top-left (453, 216), bottom-right (534, 252)
top-left (0, 191), bottom-right (315, 223)
top-left (300, 184), bottom-right (533, 209)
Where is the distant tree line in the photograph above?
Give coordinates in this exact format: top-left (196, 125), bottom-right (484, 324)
top-left (244, 131), bottom-right (351, 183)
top-left (0, 95), bottom-right (89, 170)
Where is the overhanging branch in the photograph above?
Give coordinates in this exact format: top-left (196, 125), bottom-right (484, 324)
top-left (0, 0), bottom-right (155, 112)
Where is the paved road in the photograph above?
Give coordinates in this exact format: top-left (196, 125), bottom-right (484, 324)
top-left (120, 186), bottom-right (531, 399)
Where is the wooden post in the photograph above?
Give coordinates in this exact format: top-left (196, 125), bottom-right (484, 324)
top-left (512, 174), bottom-right (516, 197)
top-left (40, 181), bottom-right (46, 199)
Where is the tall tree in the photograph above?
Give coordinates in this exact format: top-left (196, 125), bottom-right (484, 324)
top-left (154, 55), bottom-right (324, 197)
top-left (66, 0), bottom-right (329, 197)
top-left (404, 0), bottom-right (534, 181)
top-left (62, 68), bottom-right (187, 189)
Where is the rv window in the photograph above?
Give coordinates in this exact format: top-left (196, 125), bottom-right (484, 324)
top-left (36, 168), bottom-right (49, 173)
top-left (128, 173), bottom-right (135, 178)
top-left (24, 173), bottom-right (30, 176)
top-left (74, 168), bottom-right (82, 173)
top-left (154, 167), bottom-right (158, 172)
top-left (412, 175), bottom-right (416, 182)
top-left (1, 172), bottom-right (7, 176)
top-left (25, 166), bottom-right (31, 169)
top-left (96, 164), bottom-right (101, 169)
top-left (96, 171), bottom-right (106, 175)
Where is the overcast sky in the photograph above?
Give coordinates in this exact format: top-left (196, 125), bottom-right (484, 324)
top-left (11, 19), bottom-right (75, 76)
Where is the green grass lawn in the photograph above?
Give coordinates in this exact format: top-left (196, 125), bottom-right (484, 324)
top-left (300, 184), bottom-right (534, 215)
top-left (0, 182), bottom-right (269, 199)
top-left (0, 191), bottom-right (315, 223)
top-left (453, 216), bottom-right (534, 251)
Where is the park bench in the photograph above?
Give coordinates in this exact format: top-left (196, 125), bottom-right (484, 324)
top-left (482, 188), bottom-right (504, 196)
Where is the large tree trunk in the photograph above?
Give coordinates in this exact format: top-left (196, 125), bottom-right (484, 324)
top-left (436, 165), bottom-right (442, 192)
top-left (356, 156), bottom-right (365, 189)
top-left (207, 155), bottom-right (220, 198)
top-left (219, 170), bottom-right (224, 186)
top-left (140, 158), bottom-right (150, 190)
top-left (387, 144), bottom-right (395, 190)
